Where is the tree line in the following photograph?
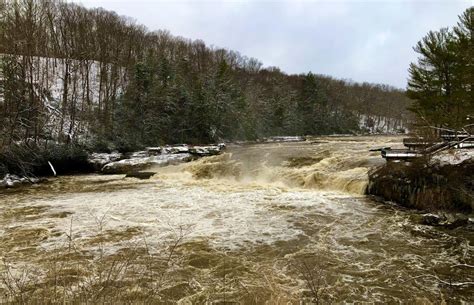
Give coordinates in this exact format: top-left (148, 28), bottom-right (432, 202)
top-left (407, 7), bottom-right (473, 132)
top-left (0, 0), bottom-right (412, 153)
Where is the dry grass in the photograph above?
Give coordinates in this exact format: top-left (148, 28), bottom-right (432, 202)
top-left (0, 222), bottom-right (189, 303)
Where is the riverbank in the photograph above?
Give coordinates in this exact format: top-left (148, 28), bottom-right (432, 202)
top-left (0, 143), bottom-right (92, 188)
top-left (0, 143), bottom-right (226, 189)
top-left (367, 149), bottom-right (474, 214)
top-left (0, 136), bottom-right (312, 188)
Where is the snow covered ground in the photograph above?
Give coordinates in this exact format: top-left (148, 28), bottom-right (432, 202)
top-left (431, 149), bottom-right (474, 165)
top-left (0, 54), bottom-right (127, 141)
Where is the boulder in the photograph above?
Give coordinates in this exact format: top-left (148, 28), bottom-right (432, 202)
top-left (421, 213), bottom-right (445, 226)
top-left (189, 145), bottom-right (223, 156)
top-left (101, 153), bottom-right (193, 174)
top-left (145, 147), bottom-right (162, 155)
top-left (442, 213), bottom-right (469, 229)
top-left (101, 158), bottom-right (150, 174)
top-left (94, 143), bottom-right (224, 174)
top-left (1, 174), bottom-right (42, 189)
top-left (0, 178), bottom-right (6, 188)
top-left (421, 213), bottom-right (469, 228)
top-left (3, 174), bottom-right (22, 188)
top-left (29, 177), bottom-right (41, 184)
top-left (163, 145), bottom-right (190, 154)
top-left (130, 151), bottom-right (148, 158)
top-left (88, 152), bottom-right (122, 170)
top-left (7, 179), bottom-right (22, 188)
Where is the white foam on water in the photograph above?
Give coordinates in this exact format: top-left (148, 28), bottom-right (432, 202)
top-left (33, 180), bottom-right (315, 251)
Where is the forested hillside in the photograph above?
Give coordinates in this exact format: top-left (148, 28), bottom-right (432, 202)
top-left (0, 0), bottom-right (411, 152)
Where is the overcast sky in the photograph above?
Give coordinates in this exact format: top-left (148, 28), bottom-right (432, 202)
top-left (75, 0), bottom-right (470, 89)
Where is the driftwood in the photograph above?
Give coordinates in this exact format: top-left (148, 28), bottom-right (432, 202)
top-left (48, 161), bottom-right (57, 176)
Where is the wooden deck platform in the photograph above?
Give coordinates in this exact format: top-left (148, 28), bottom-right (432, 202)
top-left (380, 133), bottom-right (473, 161)
top-left (381, 149), bottom-right (423, 160)
top-left (441, 133), bottom-right (471, 141)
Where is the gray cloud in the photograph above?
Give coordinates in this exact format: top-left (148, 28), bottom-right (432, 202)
top-left (76, 0), bottom-right (471, 88)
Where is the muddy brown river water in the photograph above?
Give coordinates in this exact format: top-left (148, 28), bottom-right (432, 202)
top-left (0, 136), bottom-right (473, 303)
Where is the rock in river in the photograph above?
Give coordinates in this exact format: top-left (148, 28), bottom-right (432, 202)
top-left (189, 145), bottom-right (224, 156)
top-left (1, 174), bottom-right (41, 188)
top-left (125, 171), bottom-right (156, 179)
top-left (87, 152), bottom-right (123, 170)
top-left (421, 213), bottom-right (469, 228)
top-left (101, 154), bottom-right (193, 174)
top-left (96, 144), bottom-right (225, 174)
top-left (421, 213), bottom-right (446, 226)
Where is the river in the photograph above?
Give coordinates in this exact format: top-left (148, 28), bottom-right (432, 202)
top-left (0, 136), bottom-right (472, 303)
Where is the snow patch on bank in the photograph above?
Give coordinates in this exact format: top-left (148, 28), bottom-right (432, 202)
top-left (431, 149), bottom-right (474, 166)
